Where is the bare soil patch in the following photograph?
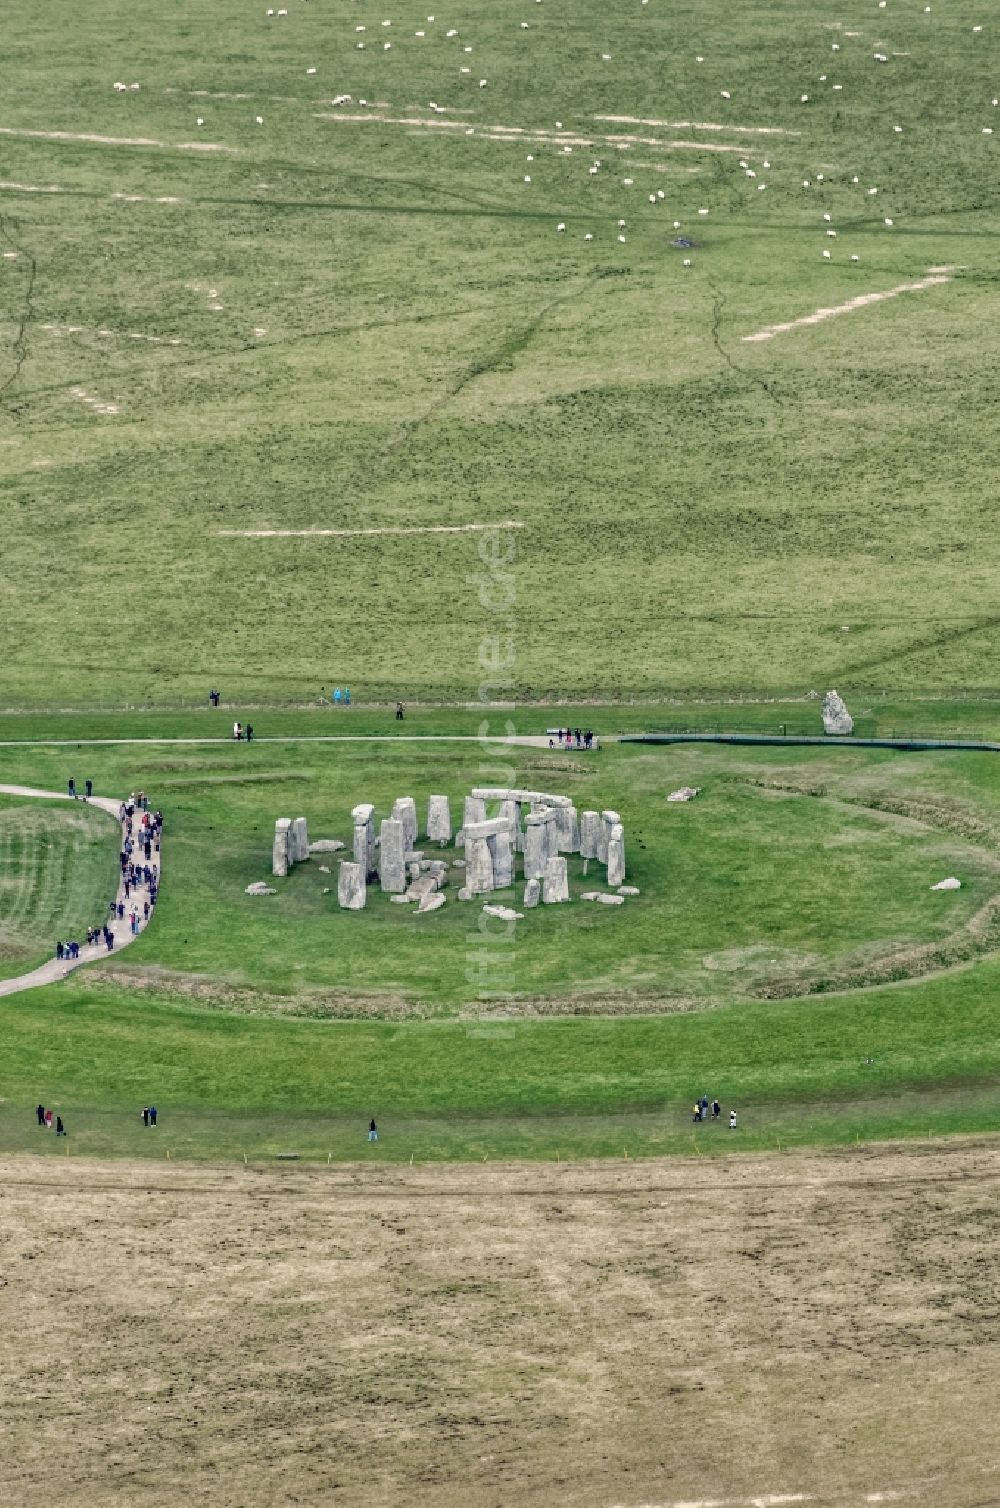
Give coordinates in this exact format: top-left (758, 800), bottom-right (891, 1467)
top-left (1, 1139), bottom-right (998, 1507)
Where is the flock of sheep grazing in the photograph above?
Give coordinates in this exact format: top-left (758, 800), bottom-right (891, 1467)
top-left (109, 5), bottom-right (993, 290)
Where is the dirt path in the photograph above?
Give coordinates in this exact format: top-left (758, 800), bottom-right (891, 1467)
top-left (0, 785), bottom-right (160, 997)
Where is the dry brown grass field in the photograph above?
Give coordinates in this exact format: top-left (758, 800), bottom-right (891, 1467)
top-left (2, 1139), bottom-right (998, 1508)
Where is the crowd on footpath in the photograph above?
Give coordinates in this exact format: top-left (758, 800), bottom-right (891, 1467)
top-left (55, 787), bottom-right (163, 960)
top-left (231, 722), bottom-right (254, 741)
top-left (548, 727), bottom-right (595, 750)
top-left (691, 1095), bottom-right (738, 1129)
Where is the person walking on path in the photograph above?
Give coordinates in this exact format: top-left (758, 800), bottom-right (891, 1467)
top-left (368, 1118), bottom-right (378, 1142)
top-left (36, 1103), bottom-right (45, 1126)
top-left (729, 1109), bottom-right (737, 1130)
top-left (245, 724), bottom-right (254, 742)
top-left (85, 779), bottom-right (93, 799)
top-left (56, 1116), bottom-right (65, 1137)
top-left (149, 1105), bottom-right (157, 1126)
top-left (68, 777), bottom-right (76, 799)
top-left (396, 702), bottom-right (404, 721)
top-left (142, 1107), bottom-right (149, 1127)
top-left (44, 1109), bottom-right (53, 1129)
top-left (712, 1099), bottom-right (721, 1120)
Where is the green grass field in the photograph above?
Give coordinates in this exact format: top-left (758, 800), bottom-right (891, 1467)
top-left (0, 795), bottom-right (120, 977)
top-left (0, 720), bottom-right (998, 1160)
top-left (2, 0), bottom-right (1000, 706)
top-left (2, 0), bottom-right (999, 1167)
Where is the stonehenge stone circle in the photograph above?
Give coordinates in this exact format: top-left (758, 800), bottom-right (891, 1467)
top-left (379, 818), bottom-right (406, 893)
top-left (543, 856), bottom-right (569, 903)
top-left (329, 782), bottom-right (628, 918)
top-left (822, 689), bottom-right (854, 736)
top-left (426, 794), bottom-right (452, 844)
top-left (272, 818), bottom-right (292, 877)
top-left (337, 861), bottom-right (366, 910)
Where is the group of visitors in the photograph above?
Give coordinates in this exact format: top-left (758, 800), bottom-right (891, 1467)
top-left (67, 778), bottom-right (94, 800)
top-left (54, 790), bottom-right (162, 965)
top-left (691, 1095), bottom-right (737, 1129)
top-left (548, 728), bottom-right (594, 750)
top-left (209, 688), bottom-right (221, 707)
top-left (140, 1105), bottom-right (159, 1127)
top-left (232, 722), bottom-right (254, 741)
top-left (36, 1103), bottom-right (66, 1136)
top-left (329, 687), bottom-right (352, 705)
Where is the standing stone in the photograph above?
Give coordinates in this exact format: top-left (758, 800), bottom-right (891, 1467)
top-left (352, 802), bottom-right (376, 879)
top-left (463, 795), bottom-right (487, 830)
top-left (543, 856), bottom-right (569, 903)
top-left (553, 803), bottom-right (579, 853)
top-left (290, 816), bottom-right (309, 863)
top-left (379, 818), bottom-right (406, 893)
top-left (580, 811), bottom-right (601, 860)
top-left (426, 794), bottom-right (452, 844)
top-left (607, 822), bottom-right (625, 888)
top-left (599, 810), bottom-right (620, 865)
top-left (337, 861), bottom-right (366, 910)
top-left (392, 797), bottom-right (418, 854)
top-left (822, 690), bottom-right (854, 736)
top-left (499, 798), bottom-right (521, 853)
top-left (272, 818), bottom-right (291, 877)
top-left (523, 815), bottom-right (549, 881)
top-left (493, 827), bottom-right (514, 888)
top-left (523, 878), bottom-right (541, 908)
top-left (466, 835), bottom-right (495, 894)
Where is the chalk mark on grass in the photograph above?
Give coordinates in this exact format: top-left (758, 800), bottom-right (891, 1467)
top-left (218, 522), bottom-right (524, 538)
top-left (742, 274), bottom-right (953, 344)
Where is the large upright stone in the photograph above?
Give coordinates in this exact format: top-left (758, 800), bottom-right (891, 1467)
top-left (523, 814), bottom-right (549, 880)
top-left (463, 795), bottom-right (487, 830)
top-left (290, 816), bottom-right (309, 863)
top-left (554, 804), bottom-right (578, 853)
top-left (543, 856), bottom-right (569, 903)
top-left (598, 810), bottom-right (620, 865)
top-left (337, 861), bottom-right (366, 910)
top-left (822, 690), bottom-right (854, 736)
top-left (607, 822), bottom-right (625, 888)
top-left (493, 827), bottom-right (514, 888)
top-left (579, 810), bottom-right (601, 860)
top-left (498, 798), bottom-right (522, 853)
top-left (379, 818), bottom-right (406, 893)
top-left (465, 835), bottom-right (495, 894)
top-left (392, 797), bottom-right (418, 853)
top-left (523, 878), bottom-right (541, 908)
top-left (352, 802), bottom-right (376, 879)
top-left (426, 794), bottom-right (452, 844)
top-left (272, 818), bottom-right (291, 877)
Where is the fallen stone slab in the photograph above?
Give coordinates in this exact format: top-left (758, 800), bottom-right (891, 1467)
top-left (931, 876), bottom-right (962, 891)
top-left (245, 881), bottom-right (277, 896)
top-left (418, 892), bottom-right (447, 912)
top-left (667, 787), bottom-right (700, 802)
top-left (482, 904), bottom-right (524, 922)
top-left (318, 864), bottom-right (330, 874)
top-left (457, 886), bottom-right (473, 901)
top-left (308, 839), bottom-right (345, 853)
top-left (594, 892), bottom-right (625, 905)
top-left (618, 885), bottom-right (641, 896)
top-left (390, 893), bottom-right (415, 904)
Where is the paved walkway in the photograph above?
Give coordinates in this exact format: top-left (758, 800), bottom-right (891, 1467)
top-left (0, 785), bottom-right (160, 998)
top-left (0, 734), bottom-right (558, 747)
